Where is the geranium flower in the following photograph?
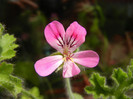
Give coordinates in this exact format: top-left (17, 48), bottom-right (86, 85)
top-left (34, 21), bottom-right (99, 78)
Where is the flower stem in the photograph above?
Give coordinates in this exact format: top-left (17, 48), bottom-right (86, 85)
top-left (65, 78), bottom-right (74, 99)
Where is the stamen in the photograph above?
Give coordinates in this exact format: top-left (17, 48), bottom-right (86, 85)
top-left (70, 58), bottom-right (74, 62)
top-left (63, 50), bottom-right (74, 62)
top-left (63, 57), bottom-right (67, 62)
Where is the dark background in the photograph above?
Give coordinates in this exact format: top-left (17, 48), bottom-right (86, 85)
top-left (0, 0), bottom-right (133, 98)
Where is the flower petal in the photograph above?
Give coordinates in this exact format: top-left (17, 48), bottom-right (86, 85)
top-left (34, 55), bottom-right (63, 77)
top-left (65, 21), bottom-right (87, 52)
top-left (44, 21), bottom-right (65, 53)
top-left (63, 60), bottom-right (80, 78)
top-left (72, 50), bottom-right (99, 68)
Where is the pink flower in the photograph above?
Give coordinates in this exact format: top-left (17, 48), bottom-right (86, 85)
top-left (34, 21), bottom-right (99, 78)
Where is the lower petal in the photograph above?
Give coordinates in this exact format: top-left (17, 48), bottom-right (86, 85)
top-left (63, 61), bottom-right (80, 78)
top-left (34, 55), bottom-right (63, 77)
top-left (72, 50), bottom-right (99, 68)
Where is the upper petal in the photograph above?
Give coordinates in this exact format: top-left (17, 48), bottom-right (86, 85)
top-left (63, 60), bottom-right (80, 78)
top-left (72, 50), bottom-right (99, 68)
top-left (34, 55), bottom-right (63, 77)
top-left (65, 21), bottom-right (87, 52)
top-left (44, 21), bottom-right (65, 53)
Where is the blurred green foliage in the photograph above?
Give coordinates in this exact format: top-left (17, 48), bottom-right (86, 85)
top-left (0, 23), bottom-right (43, 99)
top-left (0, 62), bottom-right (22, 97)
top-left (0, 24), bottom-right (21, 98)
top-left (14, 61), bottom-right (40, 86)
top-left (21, 87), bottom-right (44, 99)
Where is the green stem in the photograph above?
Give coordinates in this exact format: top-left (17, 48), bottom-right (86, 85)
top-left (65, 78), bottom-right (74, 99)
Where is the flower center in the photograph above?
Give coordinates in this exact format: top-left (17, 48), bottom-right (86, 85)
top-left (63, 48), bottom-right (74, 62)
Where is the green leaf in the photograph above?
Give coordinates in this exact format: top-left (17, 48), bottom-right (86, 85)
top-left (112, 68), bottom-right (128, 85)
top-left (9, 75), bottom-right (22, 95)
top-left (116, 94), bottom-right (130, 99)
top-left (85, 73), bottom-right (110, 98)
top-left (130, 59), bottom-right (133, 65)
top-left (85, 60), bottom-right (133, 99)
top-left (0, 62), bottom-right (13, 74)
top-left (0, 24), bottom-right (43, 99)
top-left (127, 66), bottom-right (132, 78)
top-left (0, 62), bottom-right (22, 97)
top-left (73, 93), bottom-right (83, 99)
top-left (128, 59), bottom-right (133, 77)
top-left (0, 33), bottom-right (18, 61)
